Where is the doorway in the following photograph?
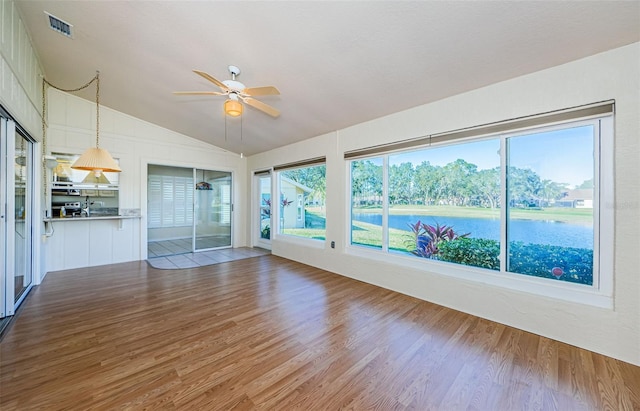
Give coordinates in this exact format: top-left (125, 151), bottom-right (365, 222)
top-left (147, 165), bottom-right (232, 257)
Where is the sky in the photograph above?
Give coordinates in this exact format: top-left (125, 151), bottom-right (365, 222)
top-left (389, 125), bottom-right (594, 188)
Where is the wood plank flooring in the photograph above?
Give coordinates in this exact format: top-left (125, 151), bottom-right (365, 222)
top-left (1, 255), bottom-right (638, 410)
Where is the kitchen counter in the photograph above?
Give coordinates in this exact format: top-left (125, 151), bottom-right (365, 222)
top-left (46, 215), bottom-right (141, 222)
top-left (44, 213), bottom-right (141, 235)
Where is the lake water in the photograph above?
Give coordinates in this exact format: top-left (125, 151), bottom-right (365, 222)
top-left (352, 214), bottom-right (593, 248)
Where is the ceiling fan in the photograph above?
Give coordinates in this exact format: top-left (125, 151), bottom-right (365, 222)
top-left (173, 65), bottom-right (280, 118)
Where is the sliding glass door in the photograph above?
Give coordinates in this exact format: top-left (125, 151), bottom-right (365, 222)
top-left (147, 165), bottom-right (232, 257)
top-left (195, 169), bottom-right (232, 250)
top-left (1, 114), bottom-right (35, 320)
top-left (13, 129), bottom-right (33, 303)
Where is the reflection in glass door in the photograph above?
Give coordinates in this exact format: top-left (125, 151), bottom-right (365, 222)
top-left (195, 169), bottom-right (232, 251)
top-left (255, 171), bottom-right (272, 249)
top-left (13, 130), bottom-right (33, 303)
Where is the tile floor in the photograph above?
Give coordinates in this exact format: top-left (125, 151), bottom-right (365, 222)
top-left (147, 247), bottom-right (270, 269)
top-left (148, 237), bottom-right (233, 258)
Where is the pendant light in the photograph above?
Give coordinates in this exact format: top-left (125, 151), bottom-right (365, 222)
top-left (71, 71), bottom-right (121, 176)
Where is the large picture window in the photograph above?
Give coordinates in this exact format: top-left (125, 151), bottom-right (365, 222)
top-left (276, 163), bottom-right (326, 241)
top-left (506, 125), bottom-right (595, 284)
top-left (349, 109), bottom-right (612, 293)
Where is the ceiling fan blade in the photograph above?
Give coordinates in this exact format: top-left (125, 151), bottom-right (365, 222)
top-left (173, 91), bottom-right (226, 96)
top-left (193, 70), bottom-right (229, 92)
top-left (243, 86), bottom-right (280, 96)
top-left (243, 97), bottom-right (280, 118)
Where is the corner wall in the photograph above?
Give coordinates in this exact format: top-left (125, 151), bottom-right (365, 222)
top-left (247, 43), bottom-right (640, 365)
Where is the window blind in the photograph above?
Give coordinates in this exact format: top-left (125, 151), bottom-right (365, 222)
top-left (344, 100), bottom-right (614, 160)
top-left (273, 156), bottom-right (326, 171)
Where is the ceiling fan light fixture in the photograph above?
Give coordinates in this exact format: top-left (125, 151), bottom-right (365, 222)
top-left (175, 67), bottom-right (279, 118)
top-left (224, 99), bottom-right (243, 117)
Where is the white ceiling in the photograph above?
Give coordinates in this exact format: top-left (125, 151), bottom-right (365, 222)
top-left (15, 1), bottom-right (640, 156)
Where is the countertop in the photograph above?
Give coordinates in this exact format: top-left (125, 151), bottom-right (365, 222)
top-left (45, 215), bottom-right (141, 222)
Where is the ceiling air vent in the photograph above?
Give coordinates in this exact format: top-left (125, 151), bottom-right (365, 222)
top-left (44, 12), bottom-right (73, 38)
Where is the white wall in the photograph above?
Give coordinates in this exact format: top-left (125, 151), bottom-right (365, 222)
top-left (45, 88), bottom-right (247, 271)
top-left (248, 43), bottom-right (640, 366)
top-left (0, 0), bottom-right (45, 284)
top-left (0, 0), bottom-right (43, 139)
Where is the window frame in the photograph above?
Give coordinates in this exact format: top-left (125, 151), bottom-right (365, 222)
top-left (274, 161), bottom-right (327, 245)
top-left (346, 113), bottom-right (614, 308)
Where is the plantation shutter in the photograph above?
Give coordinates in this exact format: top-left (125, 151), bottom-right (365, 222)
top-left (149, 174), bottom-right (194, 228)
top-left (148, 175), bottom-right (162, 228)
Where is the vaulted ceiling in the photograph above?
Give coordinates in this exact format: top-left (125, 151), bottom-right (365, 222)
top-left (15, 1), bottom-right (640, 156)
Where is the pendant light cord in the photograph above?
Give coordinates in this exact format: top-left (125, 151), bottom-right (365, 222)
top-left (224, 109), bottom-right (243, 156)
top-left (41, 71), bottom-right (100, 197)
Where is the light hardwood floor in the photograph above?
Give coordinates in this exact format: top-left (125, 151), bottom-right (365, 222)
top-left (1, 255), bottom-right (638, 410)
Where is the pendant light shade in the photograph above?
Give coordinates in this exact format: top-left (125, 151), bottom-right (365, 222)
top-left (224, 99), bottom-right (243, 117)
top-left (69, 71), bottom-right (121, 175)
top-left (72, 147), bottom-right (121, 174)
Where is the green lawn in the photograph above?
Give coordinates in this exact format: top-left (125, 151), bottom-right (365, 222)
top-left (281, 228), bottom-right (327, 240)
top-left (351, 220), bottom-right (411, 252)
top-left (283, 219), bottom-right (412, 252)
top-left (280, 204), bottom-right (592, 250)
top-left (281, 208), bottom-right (327, 240)
top-left (281, 208), bottom-right (411, 250)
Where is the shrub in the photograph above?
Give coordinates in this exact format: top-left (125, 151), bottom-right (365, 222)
top-left (508, 241), bottom-right (593, 285)
top-left (405, 220), bottom-right (469, 258)
top-left (438, 238), bottom-right (500, 270)
top-left (438, 238), bottom-right (593, 285)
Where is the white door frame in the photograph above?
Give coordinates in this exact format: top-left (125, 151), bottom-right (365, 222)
top-left (1, 117), bottom-right (16, 317)
top-left (253, 170), bottom-right (272, 250)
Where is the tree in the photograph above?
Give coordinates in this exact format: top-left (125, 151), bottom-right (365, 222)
top-left (539, 179), bottom-right (566, 206)
top-left (441, 159), bottom-right (478, 206)
top-left (282, 165), bottom-right (326, 206)
top-left (576, 178), bottom-right (594, 189)
top-left (389, 162), bottom-right (414, 204)
top-left (414, 161), bottom-right (446, 205)
top-left (507, 167), bottom-right (544, 207)
top-left (471, 167), bottom-right (500, 208)
top-left (351, 160), bottom-right (383, 206)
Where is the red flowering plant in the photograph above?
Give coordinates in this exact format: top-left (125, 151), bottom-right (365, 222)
top-left (407, 220), bottom-right (469, 259)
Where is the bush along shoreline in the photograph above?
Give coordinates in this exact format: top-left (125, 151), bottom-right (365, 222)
top-left (406, 221), bottom-right (593, 285)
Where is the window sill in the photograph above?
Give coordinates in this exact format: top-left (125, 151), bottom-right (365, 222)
top-left (274, 233), bottom-right (326, 249)
top-left (346, 244), bottom-right (613, 310)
